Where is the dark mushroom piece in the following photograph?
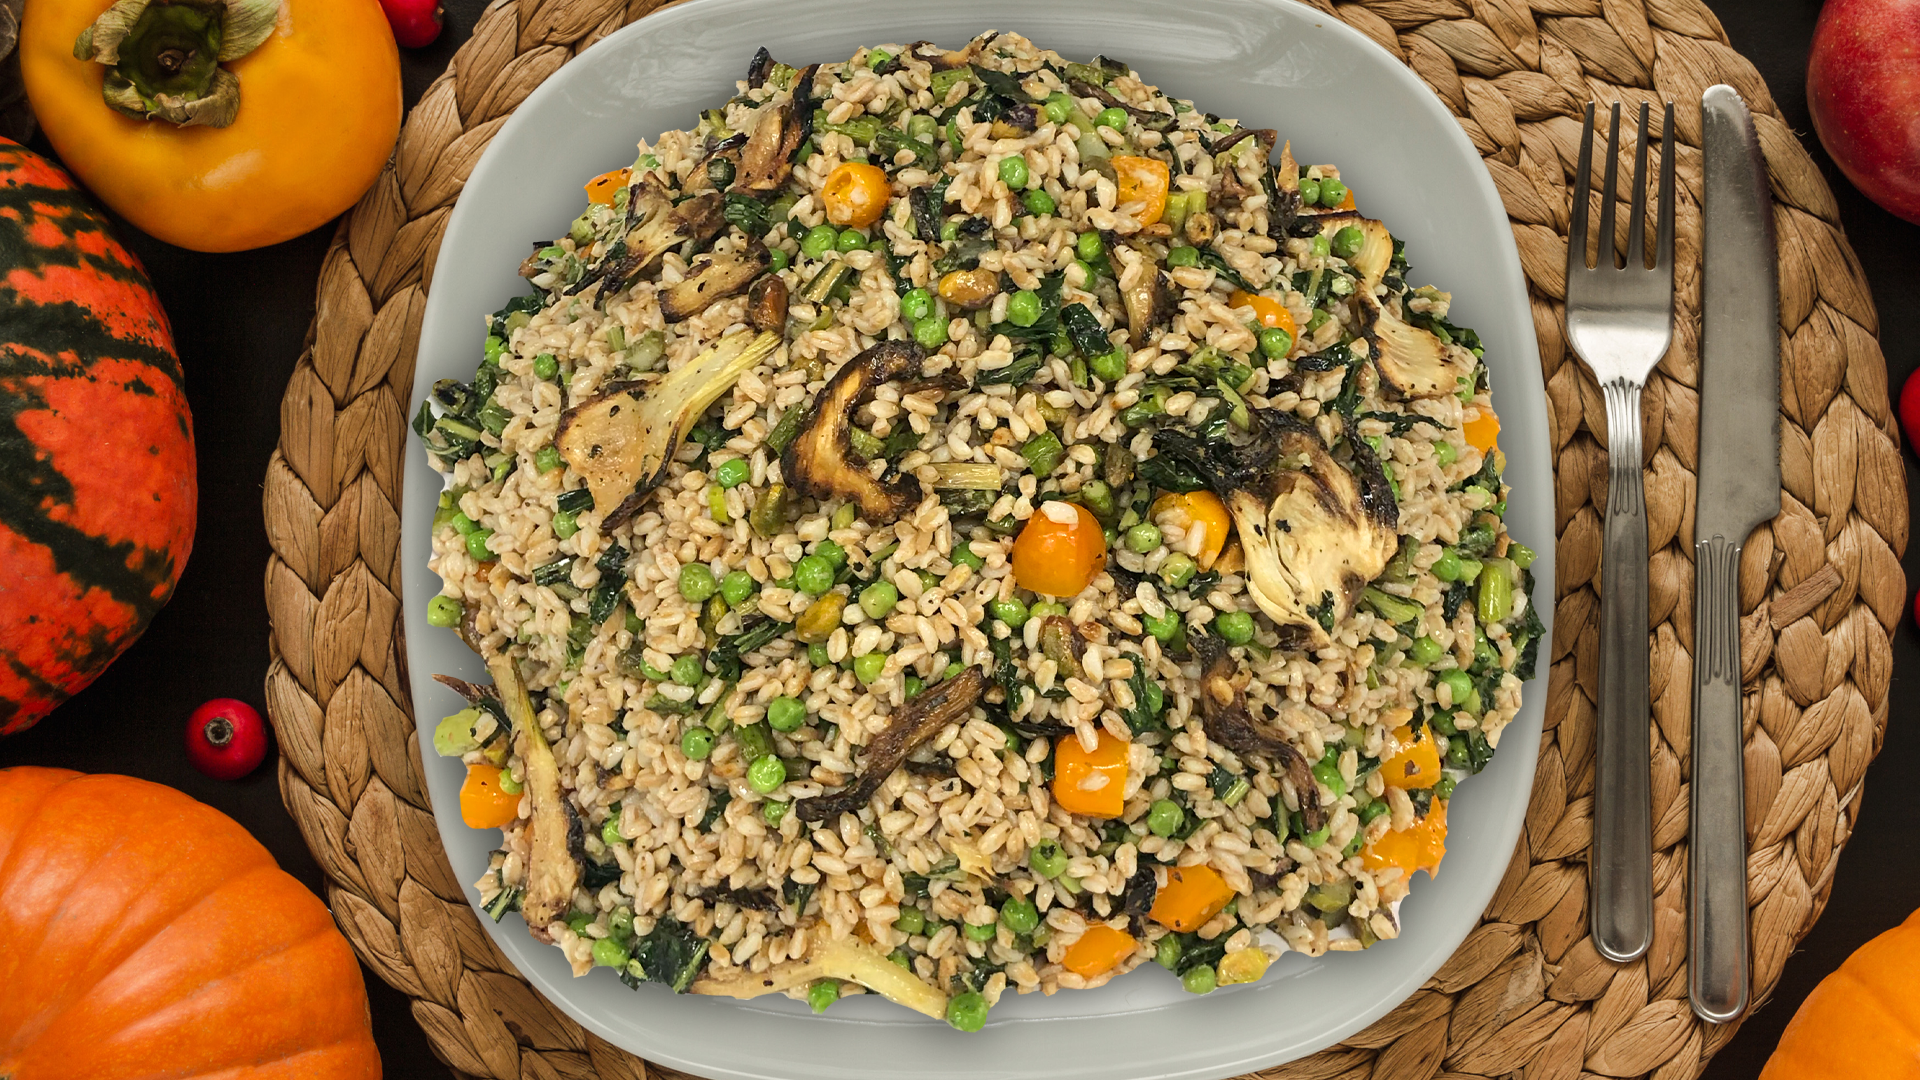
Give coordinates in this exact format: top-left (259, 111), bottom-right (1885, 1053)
top-left (746, 46), bottom-right (775, 90)
top-left (1190, 633), bottom-right (1325, 833)
top-left (659, 241), bottom-right (772, 323)
top-left (1151, 409), bottom-right (1398, 650)
top-left (556, 329), bottom-right (781, 529)
top-left (747, 274), bottom-right (788, 333)
top-left (1266, 139), bottom-right (1302, 241)
top-left (733, 63), bottom-right (818, 194)
top-left (781, 339), bottom-right (927, 520)
top-left (795, 667), bottom-right (989, 823)
top-left (1121, 265), bottom-right (1173, 348)
top-left (906, 37), bottom-right (987, 71)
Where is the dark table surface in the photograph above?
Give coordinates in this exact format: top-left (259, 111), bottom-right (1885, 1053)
top-left (1, 1), bottom-right (1911, 1076)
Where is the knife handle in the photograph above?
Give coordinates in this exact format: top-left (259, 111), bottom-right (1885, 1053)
top-left (1690, 534), bottom-right (1750, 1023)
top-left (1591, 378), bottom-right (1653, 963)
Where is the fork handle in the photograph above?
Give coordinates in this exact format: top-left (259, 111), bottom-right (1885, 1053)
top-left (1591, 377), bottom-right (1653, 962)
top-left (1690, 533), bottom-right (1750, 1022)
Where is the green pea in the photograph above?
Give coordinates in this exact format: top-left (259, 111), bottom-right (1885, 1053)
top-left (607, 907), bottom-right (634, 941)
top-left (670, 654), bottom-right (703, 686)
top-left (681, 727), bottom-right (714, 760)
top-left (860, 581), bottom-right (900, 619)
top-left (1331, 225), bottom-right (1365, 260)
top-left (720, 570), bottom-right (756, 606)
top-left (756, 801), bottom-right (786, 829)
top-left (1076, 230), bottom-right (1106, 262)
top-left (1438, 669), bottom-right (1474, 709)
top-left (946, 990), bottom-right (989, 1032)
top-left (900, 286), bottom-right (933, 322)
top-left (1029, 838), bottom-right (1068, 878)
top-left (1166, 245), bottom-right (1199, 268)
top-left (867, 47), bottom-right (893, 68)
top-left (1022, 188), bottom-right (1056, 216)
top-left (793, 555), bottom-right (835, 596)
top-left (567, 911), bottom-right (593, 935)
top-left (592, 937), bottom-right (631, 968)
top-left (766, 696), bottom-right (807, 733)
top-left (1214, 611), bottom-right (1255, 644)
top-left (465, 529), bottom-right (495, 561)
top-left (1147, 798), bottom-right (1185, 837)
top-left (1072, 258), bottom-right (1099, 286)
top-left (1310, 233), bottom-right (1331, 258)
top-left (748, 754), bottom-right (786, 793)
top-left (999, 897), bottom-right (1040, 934)
top-left (1259, 327), bottom-right (1293, 359)
top-left (1155, 934), bottom-right (1183, 970)
top-left (768, 247), bottom-right (791, 272)
top-left (965, 920), bottom-right (997, 942)
top-left (809, 978), bottom-right (840, 1014)
top-left (552, 510), bottom-right (579, 539)
top-left (534, 445), bottom-right (563, 474)
top-left (940, 217), bottom-right (960, 242)
top-left (908, 113), bottom-right (938, 141)
top-left (801, 224), bottom-right (839, 259)
top-left (679, 563), bottom-right (717, 602)
top-left (1043, 93), bottom-right (1073, 125)
top-left (1433, 439), bottom-right (1459, 466)
top-left (913, 315), bottom-right (949, 350)
top-left (426, 594), bottom-right (463, 628)
top-left (1029, 601), bottom-right (1066, 619)
top-left (1090, 349), bottom-right (1127, 382)
top-left (1182, 964), bottom-right (1217, 994)
top-left (990, 596), bottom-right (1030, 629)
top-left (999, 154), bottom-right (1030, 189)
top-left (1094, 106), bottom-right (1128, 130)
top-left (1410, 636), bottom-right (1444, 665)
top-left (1434, 776), bottom-right (1457, 800)
top-left (835, 227), bottom-right (867, 253)
top-left (1296, 177), bottom-right (1321, 206)
top-left (1312, 757), bottom-right (1347, 798)
top-left (808, 642), bottom-right (832, 668)
top-left (1160, 552), bottom-right (1197, 588)
top-left (1143, 609), bottom-right (1182, 642)
top-left (814, 539), bottom-right (847, 568)
top-left (853, 652), bottom-right (887, 685)
top-left (449, 510), bottom-right (477, 535)
top-left (1007, 289), bottom-right (1042, 327)
top-left (895, 906), bottom-right (927, 936)
top-left (904, 674), bottom-right (924, 698)
top-left (1430, 549), bottom-right (1464, 582)
top-left (1319, 178), bottom-right (1348, 207)
top-left (951, 539), bottom-right (985, 570)
top-left (713, 458), bottom-right (750, 489)
top-left (1508, 541), bottom-right (1537, 570)
top-left (533, 353), bottom-right (558, 380)
top-left (602, 816), bottom-right (624, 846)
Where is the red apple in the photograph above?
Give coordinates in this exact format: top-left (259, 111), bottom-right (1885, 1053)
top-left (1808, 0), bottom-right (1920, 224)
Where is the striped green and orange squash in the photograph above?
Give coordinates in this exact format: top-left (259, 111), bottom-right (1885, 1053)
top-left (0, 139), bottom-right (195, 735)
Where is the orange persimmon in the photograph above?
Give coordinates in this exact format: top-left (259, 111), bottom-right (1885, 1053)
top-left (1463, 406), bottom-right (1500, 454)
top-left (1379, 724), bottom-right (1442, 790)
top-left (1149, 864), bottom-right (1237, 933)
top-left (1363, 799), bottom-right (1448, 879)
top-left (822, 161), bottom-right (891, 227)
top-left (1151, 490), bottom-right (1231, 570)
top-left (1013, 501), bottom-right (1107, 597)
top-left (586, 167), bottom-right (631, 205)
top-left (1228, 289), bottom-right (1297, 338)
top-left (460, 763), bottom-right (521, 828)
top-left (1113, 154), bottom-right (1171, 226)
top-left (1052, 728), bottom-right (1128, 819)
top-left (1062, 923), bottom-right (1136, 978)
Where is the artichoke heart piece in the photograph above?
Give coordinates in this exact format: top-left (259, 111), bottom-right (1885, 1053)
top-left (1316, 211), bottom-right (1394, 287)
top-left (1122, 267), bottom-right (1174, 348)
top-left (734, 63), bottom-right (819, 194)
top-left (782, 339), bottom-right (927, 520)
top-left (1152, 410), bottom-right (1397, 650)
top-left (483, 653), bottom-right (577, 940)
top-left (693, 936), bottom-right (949, 1019)
top-left (1365, 299), bottom-right (1474, 401)
top-left (556, 329), bottom-right (781, 529)
top-left (571, 176), bottom-right (726, 298)
top-left (659, 241), bottom-right (771, 323)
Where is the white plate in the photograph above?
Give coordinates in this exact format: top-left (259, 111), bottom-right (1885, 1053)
top-left (403, 2), bottom-right (1552, 1076)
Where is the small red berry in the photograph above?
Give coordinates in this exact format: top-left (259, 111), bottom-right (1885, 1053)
top-left (186, 699), bottom-right (269, 781)
top-left (1900, 368), bottom-right (1920, 454)
top-left (379, 0), bottom-right (443, 48)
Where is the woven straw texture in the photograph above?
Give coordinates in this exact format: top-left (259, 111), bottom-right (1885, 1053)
top-left (260, 0), bottom-right (1908, 1076)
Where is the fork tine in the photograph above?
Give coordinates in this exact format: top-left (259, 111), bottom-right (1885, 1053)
top-left (1597, 102), bottom-right (1622, 270)
top-left (1625, 101), bottom-right (1651, 268)
top-left (1656, 101), bottom-right (1676, 271)
top-left (1569, 102), bottom-right (1595, 274)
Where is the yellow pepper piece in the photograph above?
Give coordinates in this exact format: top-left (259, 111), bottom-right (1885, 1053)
top-left (1379, 724), bottom-right (1442, 790)
top-left (1363, 799), bottom-right (1448, 879)
top-left (1149, 864), bottom-right (1236, 933)
top-left (1462, 407), bottom-right (1500, 454)
top-left (1051, 728), bottom-right (1128, 819)
top-left (586, 167), bottom-right (631, 205)
top-left (1062, 923), bottom-right (1136, 978)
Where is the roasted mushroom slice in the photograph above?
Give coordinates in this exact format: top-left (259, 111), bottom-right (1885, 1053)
top-left (782, 339), bottom-right (927, 520)
top-left (733, 63), bottom-right (817, 194)
top-left (794, 667), bottom-right (987, 823)
top-left (1365, 299), bottom-right (1475, 401)
top-left (1267, 139), bottom-right (1302, 241)
top-left (747, 274), bottom-right (788, 332)
top-left (570, 176), bottom-right (725, 298)
top-left (556, 329), bottom-right (781, 528)
top-left (1191, 634), bottom-right (1324, 832)
top-left (906, 37), bottom-right (986, 71)
top-left (1122, 266), bottom-right (1173, 348)
top-left (483, 653), bottom-right (578, 941)
top-left (1152, 409), bottom-right (1398, 650)
top-left (659, 241), bottom-right (771, 322)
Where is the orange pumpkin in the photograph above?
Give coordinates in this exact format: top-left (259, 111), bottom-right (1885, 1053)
top-left (1761, 906), bottom-right (1920, 1079)
top-left (0, 767), bottom-right (381, 1079)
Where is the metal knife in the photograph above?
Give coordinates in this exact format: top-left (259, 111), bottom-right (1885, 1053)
top-left (1692, 84), bottom-right (1779, 1025)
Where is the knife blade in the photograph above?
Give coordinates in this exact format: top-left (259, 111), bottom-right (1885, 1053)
top-left (1692, 84), bottom-right (1780, 1025)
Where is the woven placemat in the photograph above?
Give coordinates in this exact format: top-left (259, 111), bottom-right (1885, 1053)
top-left (261, 0), bottom-right (1907, 1076)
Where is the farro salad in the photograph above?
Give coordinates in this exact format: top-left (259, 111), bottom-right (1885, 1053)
top-left (413, 32), bottom-right (1542, 1030)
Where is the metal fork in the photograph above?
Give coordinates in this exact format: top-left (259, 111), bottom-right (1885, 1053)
top-left (1566, 99), bottom-right (1675, 964)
